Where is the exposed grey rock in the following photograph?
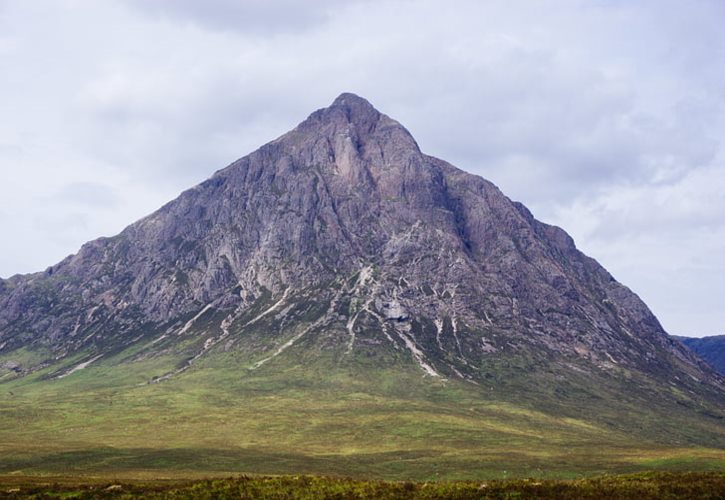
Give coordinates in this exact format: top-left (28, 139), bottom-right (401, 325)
top-left (0, 361), bottom-right (21, 372)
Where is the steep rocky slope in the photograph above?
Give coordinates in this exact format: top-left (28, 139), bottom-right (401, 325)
top-left (0, 94), bottom-right (721, 400)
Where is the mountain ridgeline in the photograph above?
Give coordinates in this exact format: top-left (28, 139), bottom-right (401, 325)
top-left (0, 94), bottom-right (722, 459)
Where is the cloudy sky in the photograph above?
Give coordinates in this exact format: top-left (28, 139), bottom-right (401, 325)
top-left (1, 0), bottom-right (723, 337)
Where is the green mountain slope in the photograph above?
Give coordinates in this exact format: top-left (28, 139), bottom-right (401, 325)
top-left (1, 309), bottom-right (723, 480)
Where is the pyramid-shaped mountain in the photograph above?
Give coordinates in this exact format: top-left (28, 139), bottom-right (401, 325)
top-left (0, 92), bottom-right (717, 384)
top-left (0, 94), bottom-right (722, 478)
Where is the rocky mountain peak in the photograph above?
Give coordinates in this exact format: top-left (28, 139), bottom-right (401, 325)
top-left (0, 94), bottom-right (721, 401)
top-left (288, 93), bottom-right (421, 171)
top-left (331, 91), bottom-right (378, 114)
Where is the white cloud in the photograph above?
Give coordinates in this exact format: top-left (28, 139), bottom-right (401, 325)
top-left (0, 0), bottom-right (723, 336)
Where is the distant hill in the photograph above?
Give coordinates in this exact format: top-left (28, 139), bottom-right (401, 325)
top-left (674, 335), bottom-right (725, 376)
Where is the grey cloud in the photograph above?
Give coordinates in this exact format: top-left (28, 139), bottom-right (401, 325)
top-left (121, 0), bottom-right (340, 35)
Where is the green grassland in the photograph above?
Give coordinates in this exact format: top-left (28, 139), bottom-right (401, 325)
top-left (0, 316), bottom-right (723, 484)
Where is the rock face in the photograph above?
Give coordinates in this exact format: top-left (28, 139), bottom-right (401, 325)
top-left (0, 93), bottom-right (721, 392)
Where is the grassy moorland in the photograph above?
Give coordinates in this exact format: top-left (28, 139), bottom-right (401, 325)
top-left (0, 472), bottom-right (723, 499)
top-left (0, 328), bottom-right (723, 483)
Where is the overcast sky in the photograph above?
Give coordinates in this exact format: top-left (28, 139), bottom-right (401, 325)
top-left (1, 0), bottom-right (723, 337)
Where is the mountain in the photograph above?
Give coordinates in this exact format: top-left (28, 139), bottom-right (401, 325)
top-left (0, 93), bottom-right (723, 479)
top-left (675, 335), bottom-right (725, 376)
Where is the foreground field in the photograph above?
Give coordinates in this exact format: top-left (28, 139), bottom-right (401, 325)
top-left (2, 306), bottom-right (724, 483)
top-left (0, 472), bottom-right (723, 499)
top-left (1, 340), bottom-right (724, 481)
